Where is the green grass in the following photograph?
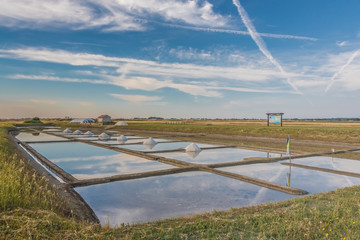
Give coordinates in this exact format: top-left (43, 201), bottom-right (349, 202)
top-left (110, 120), bottom-right (360, 143)
top-left (1, 120), bottom-right (360, 239)
top-left (0, 124), bottom-right (67, 213)
top-left (2, 186), bottom-right (360, 239)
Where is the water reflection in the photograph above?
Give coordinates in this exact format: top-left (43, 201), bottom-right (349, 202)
top-left (75, 171), bottom-right (292, 226)
top-left (292, 156), bottom-right (360, 174)
top-left (15, 132), bottom-right (68, 142)
top-left (219, 161), bottom-right (360, 194)
top-left (29, 142), bottom-right (174, 179)
top-left (153, 148), bottom-right (267, 164)
top-left (94, 139), bottom-right (144, 145)
top-left (116, 142), bottom-right (216, 152)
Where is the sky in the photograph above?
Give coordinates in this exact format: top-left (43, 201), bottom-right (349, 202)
top-left (0, 0), bottom-right (360, 119)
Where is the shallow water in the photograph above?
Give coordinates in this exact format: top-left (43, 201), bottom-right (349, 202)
top-left (15, 132), bottom-right (69, 142)
top-left (93, 139), bottom-right (147, 145)
top-left (29, 142), bottom-right (175, 180)
top-left (152, 148), bottom-right (268, 164)
top-left (115, 142), bottom-right (217, 152)
top-left (75, 171), bottom-right (293, 226)
top-left (17, 131), bottom-right (360, 227)
top-left (219, 160), bottom-right (360, 194)
top-left (291, 156), bottom-right (360, 174)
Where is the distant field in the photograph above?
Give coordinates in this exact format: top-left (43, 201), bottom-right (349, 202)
top-left (109, 120), bottom-right (360, 144)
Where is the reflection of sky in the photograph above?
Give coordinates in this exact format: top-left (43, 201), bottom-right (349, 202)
top-left (116, 142), bottom-right (217, 152)
top-left (153, 148), bottom-right (267, 164)
top-left (16, 132), bottom-right (68, 142)
top-left (219, 161), bottom-right (360, 194)
top-left (75, 171), bottom-right (292, 226)
top-left (75, 137), bottom-right (99, 141)
top-left (29, 142), bottom-right (174, 180)
top-left (42, 129), bottom-right (62, 132)
top-left (93, 139), bottom-right (145, 145)
top-left (292, 156), bottom-right (360, 174)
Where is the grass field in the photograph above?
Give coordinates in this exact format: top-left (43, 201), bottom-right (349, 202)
top-left (1, 120), bottom-right (360, 239)
top-left (108, 120), bottom-right (360, 143)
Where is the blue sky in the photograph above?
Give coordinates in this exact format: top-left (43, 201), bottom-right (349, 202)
top-left (0, 0), bottom-right (360, 119)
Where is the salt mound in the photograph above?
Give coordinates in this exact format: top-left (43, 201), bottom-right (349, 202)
top-left (73, 130), bottom-right (83, 135)
top-left (63, 128), bottom-right (72, 133)
top-left (85, 131), bottom-right (94, 136)
top-left (186, 151), bottom-right (201, 159)
top-left (144, 143), bottom-right (156, 150)
top-left (143, 137), bottom-right (157, 145)
top-left (185, 143), bottom-right (202, 152)
top-left (117, 135), bottom-right (128, 142)
top-left (98, 132), bottom-right (110, 140)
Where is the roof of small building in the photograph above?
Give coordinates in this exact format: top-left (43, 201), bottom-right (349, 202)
top-left (69, 118), bottom-right (95, 123)
top-left (98, 114), bottom-right (110, 118)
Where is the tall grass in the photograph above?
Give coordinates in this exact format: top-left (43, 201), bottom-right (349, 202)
top-left (0, 126), bottom-right (62, 212)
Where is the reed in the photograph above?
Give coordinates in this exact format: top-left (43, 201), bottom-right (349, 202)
top-left (0, 126), bottom-right (63, 212)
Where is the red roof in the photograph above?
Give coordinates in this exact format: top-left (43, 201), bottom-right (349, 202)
top-left (98, 114), bottom-right (110, 118)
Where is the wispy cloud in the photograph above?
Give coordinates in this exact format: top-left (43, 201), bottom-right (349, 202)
top-left (78, 101), bottom-right (94, 107)
top-left (232, 0), bottom-right (302, 95)
top-left (336, 41), bottom-right (348, 47)
top-left (9, 74), bottom-right (223, 98)
top-left (0, 0), bottom-right (318, 43)
top-left (30, 99), bottom-right (57, 105)
top-left (0, 0), bottom-right (227, 31)
top-left (324, 50), bottom-right (359, 93)
top-left (1, 47), bottom-right (288, 83)
top-left (3, 47), bottom-right (304, 98)
top-left (169, 24), bottom-right (317, 41)
top-left (109, 93), bottom-right (164, 105)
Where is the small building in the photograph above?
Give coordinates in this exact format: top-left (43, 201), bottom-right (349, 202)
top-left (69, 118), bottom-right (95, 124)
top-left (97, 114), bottom-right (112, 123)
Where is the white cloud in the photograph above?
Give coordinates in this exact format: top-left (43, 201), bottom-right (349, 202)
top-left (107, 0), bottom-right (227, 27)
top-left (169, 47), bottom-right (215, 61)
top-left (1, 47), bottom-right (286, 83)
top-left (336, 41), bottom-right (348, 47)
top-left (0, 0), bottom-right (105, 29)
top-left (0, 0), bottom-right (227, 31)
top-left (3, 47), bottom-right (305, 98)
top-left (0, 0), bottom-right (318, 42)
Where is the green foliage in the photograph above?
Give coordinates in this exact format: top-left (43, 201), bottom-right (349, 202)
top-left (0, 127), bottom-right (65, 212)
top-left (23, 117), bottom-right (44, 125)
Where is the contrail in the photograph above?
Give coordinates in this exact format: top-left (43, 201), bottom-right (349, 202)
top-left (168, 24), bottom-right (317, 41)
top-left (325, 50), bottom-right (359, 93)
top-left (232, 0), bottom-right (302, 95)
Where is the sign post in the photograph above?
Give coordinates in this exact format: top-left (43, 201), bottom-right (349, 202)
top-left (266, 113), bottom-right (284, 127)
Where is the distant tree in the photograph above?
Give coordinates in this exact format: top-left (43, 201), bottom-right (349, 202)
top-left (23, 117), bottom-right (43, 125)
